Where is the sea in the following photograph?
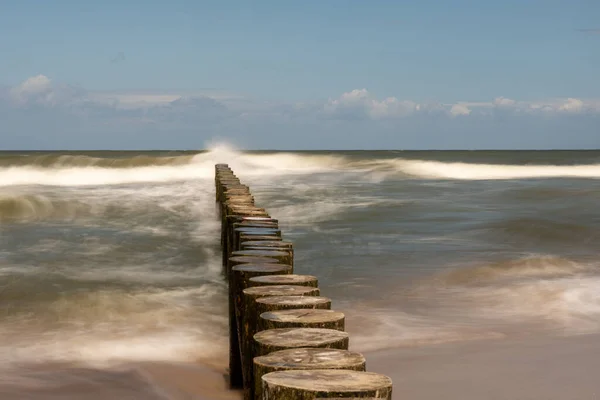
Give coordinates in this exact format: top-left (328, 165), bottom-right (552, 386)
top-left (1, 146), bottom-right (599, 398)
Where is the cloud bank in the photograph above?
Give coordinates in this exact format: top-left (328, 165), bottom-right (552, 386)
top-left (1, 75), bottom-right (598, 150)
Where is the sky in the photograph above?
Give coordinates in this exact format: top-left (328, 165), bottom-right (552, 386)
top-left (0, 0), bottom-right (599, 150)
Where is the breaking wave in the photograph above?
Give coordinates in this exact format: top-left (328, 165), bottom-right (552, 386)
top-left (1, 146), bottom-right (600, 188)
top-left (387, 159), bottom-right (600, 180)
top-left (435, 255), bottom-right (593, 286)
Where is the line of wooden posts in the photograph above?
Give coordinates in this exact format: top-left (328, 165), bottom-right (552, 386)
top-left (215, 164), bottom-right (393, 400)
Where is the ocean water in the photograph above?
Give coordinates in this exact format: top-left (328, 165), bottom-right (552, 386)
top-left (1, 146), bottom-right (599, 397)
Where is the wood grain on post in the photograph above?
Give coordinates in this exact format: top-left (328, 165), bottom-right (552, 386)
top-left (249, 274), bottom-right (318, 288)
top-left (254, 328), bottom-right (349, 357)
top-left (254, 348), bottom-right (366, 400)
top-left (261, 370), bottom-right (392, 400)
top-left (239, 234), bottom-right (282, 243)
top-left (231, 249), bottom-right (292, 267)
top-left (259, 309), bottom-right (345, 332)
top-left (255, 296), bottom-right (331, 317)
top-left (234, 221), bottom-right (279, 228)
top-left (240, 240), bottom-right (293, 251)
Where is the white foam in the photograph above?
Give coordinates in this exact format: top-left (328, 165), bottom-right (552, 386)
top-left (389, 159), bottom-right (600, 180)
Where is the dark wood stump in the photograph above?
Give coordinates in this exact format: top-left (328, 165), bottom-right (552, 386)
top-left (240, 240), bottom-right (293, 250)
top-left (232, 228), bottom-right (281, 255)
top-left (240, 286), bottom-right (320, 400)
top-left (254, 328), bottom-right (349, 357)
top-left (259, 309), bottom-right (345, 332)
top-left (226, 256), bottom-right (281, 389)
top-left (231, 249), bottom-right (292, 267)
top-left (255, 296), bottom-right (332, 323)
top-left (249, 274), bottom-right (318, 288)
top-left (254, 348), bottom-right (366, 400)
top-left (231, 264), bottom-right (294, 400)
top-left (239, 234), bottom-right (282, 243)
top-left (261, 370), bottom-right (393, 399)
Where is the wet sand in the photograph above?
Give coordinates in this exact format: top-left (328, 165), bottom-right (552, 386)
top-left (0, 362), bottom-right (242, 400)
top-left (365, 332), bottom-right (600, 400)
top-left (6, 333), bottom-right (597, 399)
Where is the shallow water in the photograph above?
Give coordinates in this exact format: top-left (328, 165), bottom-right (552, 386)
top-left (1, 146), bottom-right (599, 397)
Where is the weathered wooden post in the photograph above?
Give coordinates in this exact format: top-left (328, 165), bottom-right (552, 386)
top-left (231, 249), bottom-right (292, 267)
top-left (254, 327), bottom-right (349, 357)
top-left (258, 309), bottom-right (345, 332)
top-left (240, 240), bottom-right (293, 250)
top-left (254, 348), bottom-right (366, 400)
top-left (255, 296), bottom-right (331, 318)
top-left (232, 227), bottom-right (282, 256)
top-left (239, 234), bottom-right (282, 243)
top-left (249, 274), bottom-right (318, 288)
top-left (230, 264), bottom-right (295, 400)
top-left (226, 256), bottom-right (283, 389)
top-left (261, 370), bottom-right (393, 399)
top-left (240, 285), bottom-right (320, 400)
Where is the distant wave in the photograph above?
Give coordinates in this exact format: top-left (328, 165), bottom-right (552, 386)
top-left (435, 255), bottom-right (591, 286)
top-left (0, 154), bottom-right (195, 168)
top-left (385, 159), bottom-right (600, 180)
top-left (2, 146), bottom-right (600, 187)
top-left (480, 217), bottom-right (599, 246)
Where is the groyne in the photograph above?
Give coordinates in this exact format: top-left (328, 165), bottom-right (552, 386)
top-left (215, 164), bottom-right (393, 400)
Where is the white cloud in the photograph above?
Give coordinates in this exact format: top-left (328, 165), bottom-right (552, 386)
top-left (558, 98), bottom-right (584, 113)
top-left (450, 103), bottom-right (471, 116)
top-left (324, 89), bottom-right (418, 119)
top-left (493, 97), bottom-right (516, 107)
top-left (10, 74), bottom-right (54, 105)
top-left (8, 74), bottom-right (86, 108)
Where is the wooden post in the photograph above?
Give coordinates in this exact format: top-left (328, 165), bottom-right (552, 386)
top-left (240, 285), bottom-right (320, 400)
top-left (240, 240), bottom-right (293, 250)
top-left (226, 256), bottom-right (283, 389)
top-left (239, 234), bottom-right (282, 243)
top-left (231, 249), bottom-right (292, 267)
top-left (232, 228), bottom-right (281, 256)
top-left (254, 328), bottom-right (349, 357)
top-left (261, 370), bottom-right (393, 400)
top-left (258, 309), bottom-right (345, 332)
top-left (231, 264), bottom-right (294, 395)
top-left (249, 274), bottom-right (318, 288)
top-left (254, 348), bottom-right (366, 400)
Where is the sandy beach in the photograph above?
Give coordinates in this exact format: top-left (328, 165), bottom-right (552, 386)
top-left (365, 333), bottom-right (600, 400)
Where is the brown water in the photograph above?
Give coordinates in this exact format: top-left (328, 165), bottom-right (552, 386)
top-left (1, 146), bottom-right (599, 398)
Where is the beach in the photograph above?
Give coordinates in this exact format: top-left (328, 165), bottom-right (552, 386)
top-left (366, 332), bottom-right (600, 400)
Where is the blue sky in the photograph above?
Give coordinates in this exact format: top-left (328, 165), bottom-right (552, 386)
top-left (0, 0), bottom-right (599, 149)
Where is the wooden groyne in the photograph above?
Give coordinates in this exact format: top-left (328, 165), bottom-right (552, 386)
top-left (215, 164), bottom-right (393, 400)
